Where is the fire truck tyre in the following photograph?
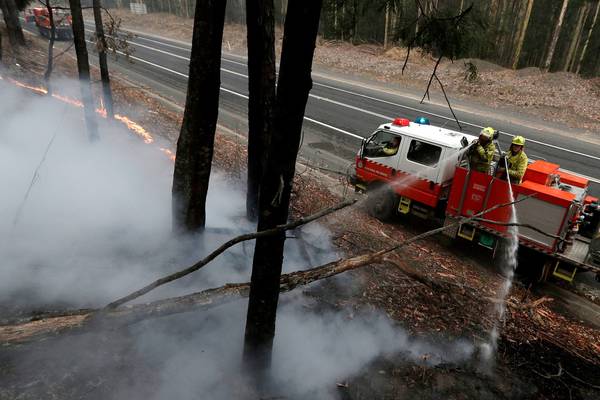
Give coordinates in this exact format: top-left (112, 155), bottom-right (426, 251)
top-left (366, 185), bottom-right (398, 221)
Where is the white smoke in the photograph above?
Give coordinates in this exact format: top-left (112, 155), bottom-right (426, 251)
top-left (1, 78), bottom-right (475, 399)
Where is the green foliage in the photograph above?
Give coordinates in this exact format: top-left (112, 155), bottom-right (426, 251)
top-left (412, 4), bottom-right (490, 61)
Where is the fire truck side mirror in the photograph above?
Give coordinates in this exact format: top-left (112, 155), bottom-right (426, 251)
top-left (460, 137), bottom-right (469, 148)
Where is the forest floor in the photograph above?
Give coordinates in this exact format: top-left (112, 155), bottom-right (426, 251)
top-left (1, 24), bottom-right (600, 400)
top-left (86, 8), bottom-right (600, 141)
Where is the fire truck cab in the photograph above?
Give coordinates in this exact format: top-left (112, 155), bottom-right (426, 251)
top-left (354, 117), bottom-right (476, 220)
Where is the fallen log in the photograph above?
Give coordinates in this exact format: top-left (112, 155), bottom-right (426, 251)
top-left (0, 196), bottom-right (532, 346)
top-left (0, 251), bottom-right (384, 345)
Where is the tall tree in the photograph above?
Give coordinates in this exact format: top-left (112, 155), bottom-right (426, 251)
top-left (576, 0), bottom-right (600, 74)
top-left (0, 0), bottom-right (26, 46)
top-left (244, 0), bottom-right (324, 370)
top-left (511, 0), bottom-right (534, 69)
top-left (564, 2), bottom-right (589, 71)
top-left (172, 0), bottom-right (227, 232)
top-left (246, 0), bottom-right (277, 221)
top-left (92, 0), bottom-right (115, 118)
top-left (69, 0), bottom-right (99, 141)
top-left (543, 0), bottom-right (570, 71)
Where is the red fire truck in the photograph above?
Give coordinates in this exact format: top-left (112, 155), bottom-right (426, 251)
top-left (32, 7), bottom-right (73, 40)
top-left (351, 117), bottom-right (600, 282)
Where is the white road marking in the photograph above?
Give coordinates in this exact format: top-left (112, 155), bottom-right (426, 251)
top-left (313, 81), bottom-right (600, 162)
top-left (105, 37), bottom-right (391, 122)
top-left (304, 118), bottom-right (364, 140)
top-left (106, 49), bottom-right (364, 142)
top-left (73, 26), bottom-right (600, 177)
top-left (310, 94), bottom-right (392, 120)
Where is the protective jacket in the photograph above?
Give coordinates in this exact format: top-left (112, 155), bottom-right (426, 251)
top-left (506, 151), bottom-right (528, 183)
top-left (382, 143), bottom-right (399, 156)
top-left (468, 141), bottom-right (495, 173)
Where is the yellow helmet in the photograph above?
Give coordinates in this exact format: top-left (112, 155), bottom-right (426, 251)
top-left (512, 136), bottom-right (526, 146)
top-left (480, 127), bottom-right (494, 139)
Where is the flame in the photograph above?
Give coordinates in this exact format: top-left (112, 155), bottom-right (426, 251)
top-left (51, 93), bottom-right (83, 107)
top-left (159, 147), bottom-right (176, 161)
top-left (96, 97), bottom-right (107, 119)
top-left (2, 75), bottom-right (176, 161)
top-left (6, 77), bottom-right (49, 95)
top-left (114, 114), bottom-right (154, 144)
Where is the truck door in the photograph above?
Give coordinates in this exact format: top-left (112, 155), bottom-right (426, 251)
top-left (398, 138), bottom-right (443, 182)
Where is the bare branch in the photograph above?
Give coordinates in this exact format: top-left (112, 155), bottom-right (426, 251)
top-left (420, 54), bottom-right (442, 103)
top-left (105, 199), bottom-right (357, 309)
top-left (433, 72), bottom-right (462, 130)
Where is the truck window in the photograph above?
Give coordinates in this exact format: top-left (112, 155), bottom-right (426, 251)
top-left (407, 139), bottom-right (442, 167)
top-left (363, 131), bottom-right (402, 158)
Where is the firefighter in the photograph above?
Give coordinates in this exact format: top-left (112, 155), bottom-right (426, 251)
top-left (497, 136), bottom-right (528, 184)
top-left (468, 127), bottom-right (496, 173)
top-left (382, 136), bottom-right (401, 156)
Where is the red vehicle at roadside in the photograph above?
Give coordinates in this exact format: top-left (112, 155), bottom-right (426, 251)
top-left (32, 7), bottom-right (73, 40)
top-left (351, 117), bottom-right (600, 283)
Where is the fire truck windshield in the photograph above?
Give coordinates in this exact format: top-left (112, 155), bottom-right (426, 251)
top-left (363, 130), bottom-right (402, 158)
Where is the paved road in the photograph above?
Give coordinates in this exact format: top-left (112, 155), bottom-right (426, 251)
top-left (25, 21), bottom-right (600, 195)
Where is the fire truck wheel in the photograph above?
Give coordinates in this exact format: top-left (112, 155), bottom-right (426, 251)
top-left (366, 185), bottom-right (398, 221)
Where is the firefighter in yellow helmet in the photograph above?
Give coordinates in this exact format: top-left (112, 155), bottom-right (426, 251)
top-left (498, 136), bottom-right (528, 184)
top-left (468, 127), bottom-right (496, 173)
top-left (382, 136), bottom-right (401, 156)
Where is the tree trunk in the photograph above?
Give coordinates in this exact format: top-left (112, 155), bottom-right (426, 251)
top-left (93, 0), bottom-right (115, 118)
top-left (576, 0), bottom-right (600, 74)
top-left (44, 1), bottom-right (57, 95)
top-left (543, 0), bottom-right (570, 71)
top-left (172, 0), bottom-right (227, 233)
top-left (511, 0), bottom-right (534, 70)
top-left (564, 3), bottom-right (588, 72)
top-left (69, 0), bottom-right (100, 141)
top-left (246, 0), bottom-right (277, 221)
top-left (0, 0), bottom-right (26, 46)
top-left (384, 2), bottom-right (390, 49)
top-left (243, 0), bottom-right (323, 371)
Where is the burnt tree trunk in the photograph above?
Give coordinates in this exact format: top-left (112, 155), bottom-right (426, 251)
top-left (43, 1), bottom-right (56, 94)
top-left (245, 0), bottom-right (276, 221)
top-left (69, 0), bottom-right (99, 141)
top-left (0, 0), bottom-right (25, 46)
top-left (93, 0), bottom-right (115, 118)
top-left (172, 0), bottom-right (227, 232)
top-left (243, 0), bottom-right (323, 370)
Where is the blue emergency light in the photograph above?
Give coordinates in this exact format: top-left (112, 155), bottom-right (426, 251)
top-left (414, 116), bottom-right (430, 125)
